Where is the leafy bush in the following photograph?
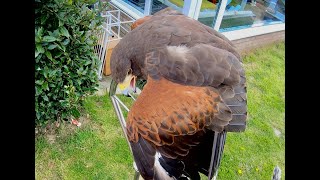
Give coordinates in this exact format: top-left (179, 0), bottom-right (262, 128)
top-left (35, 0), bottom-right (107, 125)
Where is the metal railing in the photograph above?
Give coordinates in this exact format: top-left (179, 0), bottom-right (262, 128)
top-left (95, 4), bottom-right (135, 80)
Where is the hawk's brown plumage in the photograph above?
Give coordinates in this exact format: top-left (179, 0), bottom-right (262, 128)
top-left (110, 7), bottom-right (247, 180)
top-left (127, 77), bottom-right (231, 153)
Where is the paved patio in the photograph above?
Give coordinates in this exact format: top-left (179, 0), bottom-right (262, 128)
top-left (95, 75), bottom-right (141, 96)
top-left (95, 75), bottom-right (113, 96)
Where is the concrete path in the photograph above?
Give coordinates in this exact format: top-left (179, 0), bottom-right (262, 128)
top-left (95, 75), bottom-right (113, 96)
top-left (95, 75), bottom-right (141, 96)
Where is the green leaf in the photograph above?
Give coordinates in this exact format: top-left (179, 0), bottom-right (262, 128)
top-left (62, 38), bottom-right (70, 46)
top-left (84, 60), bottom-right (91, 66)
top-left (63, 65), bottom-right (69, 71)
top-left (49, 69), bottom-right (57, 77)
top-left (77, 67), bottom-right (84, 75)
top-left (54, 51), bottom-right (63, 58)
top-left (35, 36), bottom-right (41, 43)
top-left (43, 95), bottom-right (49, 101)
top-left (48, 44), bottom-right (58, 50)
top-left (71, 107), bottom-right (80, 118)
top-left (61, 111), bottom-right (68, 119)
top-left (35, 80), bottom-right (44, 85)
top-left (35, 51), bottom-right (40, 58)
top-left (67, 0), bottom-right (73, 5)
top-left (42, 36), bottom-right (57, 42)
top-left (82, 67), bottom-right (88, 75)
top-left (42, 81), bottom-right (49, 91)
top-left (52, 95), bottom-right (57, 100)
top-left (36, 112), bottom-right (41, 120)
top-left (47, 31), bottom-right (53, 37)
top-left (40, 15), bottom-right (49, 24)
top-left (45, 51), bottom-right (53, 60)
top-left (43, 66), bottom-right (49, 79)
top-left (57, 44), bottom-right (66, 52)
top-left (78, 31), bottom-right (84, 36)
top-left (52, 29), bottom-right (62, 39)
top-left (35, 54), bottom-right (42, 63)
top-left (35, 86), bottom-right (42, 96)
top-left (43, 71), bottom-right (48, 79)
top-left (59, 26), bottom-right (70, 38)
top-left (49, 83), bottom-right (56, 88)
top-left (36, 44), bottom-right (45, 53)
top-left (58, 19), bottom-right (64, 27)
top-left (87, 39), bottom-right (93, 45)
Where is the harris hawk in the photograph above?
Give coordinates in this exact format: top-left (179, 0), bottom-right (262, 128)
top-left (110, 7), bottom-right (247, 180)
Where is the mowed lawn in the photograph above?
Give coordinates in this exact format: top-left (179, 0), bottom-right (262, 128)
top-left (35, 42), bottom-right (285, 179)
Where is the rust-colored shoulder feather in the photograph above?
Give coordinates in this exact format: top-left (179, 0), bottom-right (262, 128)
top-left (126, 76), bottom-right (232, 158)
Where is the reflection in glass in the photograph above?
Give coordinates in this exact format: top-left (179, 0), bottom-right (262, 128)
top-left (150, 0), bottom-right (185, 15)
top-left (197, 0), bottom-right (220, 27)
top-left (219, 0), bottom-right (285, 32)
top-left (118, 0), bottom-right (146, 13)
top-left (117, 0), bottom-right (185, 15)
top-left (196, 0), bottom-right (284, 32)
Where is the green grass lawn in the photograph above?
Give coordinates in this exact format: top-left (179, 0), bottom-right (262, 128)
top-left (35, 42), bottom-right (285, 179)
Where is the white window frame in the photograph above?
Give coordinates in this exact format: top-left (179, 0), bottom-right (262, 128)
top-left (182, 0), bottom-right (202, 19)
top-left (222, 23), bottom-right (285, 41)
top-left (110, 0), bottom-right (144, 19)
top-left (144, 0), bottom-right (153, 15)
top-left (212, 0), bottom-right (228, 31)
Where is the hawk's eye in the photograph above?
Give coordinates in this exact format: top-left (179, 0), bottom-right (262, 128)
top-left (127, 68), bottom-right (132, 75)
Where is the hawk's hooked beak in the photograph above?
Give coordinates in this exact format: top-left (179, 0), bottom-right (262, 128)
top-left (118, 74), bottom-right (136, 96)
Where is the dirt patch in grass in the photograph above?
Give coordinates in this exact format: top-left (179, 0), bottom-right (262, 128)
top-left (35, 113), bottom-right (91, 144)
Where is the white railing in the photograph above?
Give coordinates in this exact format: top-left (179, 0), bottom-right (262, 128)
top-left (95, 4), bottom-right (135, 80)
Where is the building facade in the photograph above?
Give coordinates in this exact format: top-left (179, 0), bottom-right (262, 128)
top-left (109, 0), bottom-right (285, 52)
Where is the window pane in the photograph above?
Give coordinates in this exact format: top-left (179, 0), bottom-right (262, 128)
top-left (118, 0), bottom-right (146, 13)
top-left (116, 0), bottom-right (185, 15)
top-left (150, 0), bottom-right (185, 15)
top-left (219, 0), bottom-right (285, 32)
top-left (197, 0), bottom-right (220, 27)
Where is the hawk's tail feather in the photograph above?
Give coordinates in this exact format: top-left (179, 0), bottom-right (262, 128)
top-left (130, 137), bottom-right (174, 180)
top-left (130, 137), bottom-right (155, 180)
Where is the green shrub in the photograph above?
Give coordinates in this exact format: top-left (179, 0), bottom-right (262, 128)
top-left (35, 0), bottom-right (107, 126)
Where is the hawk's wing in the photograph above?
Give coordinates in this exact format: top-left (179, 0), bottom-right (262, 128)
top-left (146, 44), bottom-right (243, 88)
top-left (144, 43), bottom-right (247, 131)
top-left (127, 77), bottom-right (232, 156)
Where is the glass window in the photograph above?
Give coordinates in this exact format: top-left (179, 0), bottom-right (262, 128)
top-left (115, 0), bottom-right (185, 15)
top-left (219, 0), bottom-right (285, 32)
top-left (150, 0), bottom-right (170, 14)
top-left (117, 0), bottom-right (146, 13)
top-left (150, 0), bottom-right (185, 15)
top-left (196, 0), bottom-right (285, 32)
top-left (197, 0), bottom-right (220, 27)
